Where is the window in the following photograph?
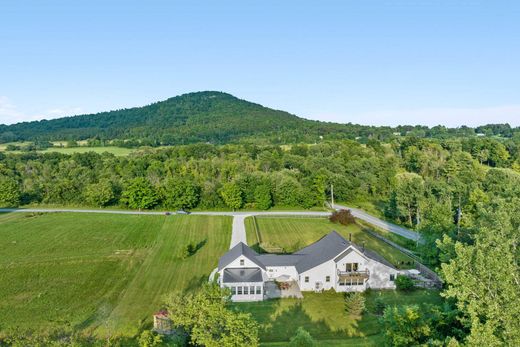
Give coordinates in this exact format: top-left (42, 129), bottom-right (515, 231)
top-left (325, 276), bottom-right (330, 282)
top-left (345, 263), bottom-right (358, 272)
top-left (390, 274), bottom-right (395, 281)
top-left (240, 259), bottom-right (245, 266)
top-left (305, 276), bottom-right (309, 283)
top-left (250, 286), bottom-right (255, 294)
top-left (256, 286), bottom-right (262, 294)
top-left (237, 286), bottom-right (243, 295)
top-left (244, 286), bottom-right (249, 295)
top-left (231, 286), bottom-right (237, 295)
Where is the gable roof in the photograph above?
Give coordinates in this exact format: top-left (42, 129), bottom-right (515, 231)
top-left (223, 268), bottom-right (263, 283)
top-left (218, 231), bottom-right (396, 274)
top-left (293, 230), bottom-right (351, 273)
top-left (218, 242), bottom-right (266, 271)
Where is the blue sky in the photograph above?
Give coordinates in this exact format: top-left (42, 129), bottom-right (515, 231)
top-left (1, 1), bottom-right (519, 126)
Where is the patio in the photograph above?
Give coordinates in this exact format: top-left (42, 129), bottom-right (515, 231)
top-left (264, 278), bottom-right (303, 299)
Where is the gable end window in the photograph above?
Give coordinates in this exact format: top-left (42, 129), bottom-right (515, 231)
top-left (390, 274), bottom-right (395, 281)
top-left (240, 259), bottom-right (245, 266)
top-left (305, 276), bottom-right (309, 283)
top-left (325, 276), bottom-right (330, 282)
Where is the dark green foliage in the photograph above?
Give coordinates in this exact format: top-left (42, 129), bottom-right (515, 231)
top-left (395, 275), bottom-right (415, 291)
top-left (288, 327), bottom-right (317, 347)
top-left (122, 177), bottom-right (159, 210)
top-left (0, 175), bottom-right (21, 207)
top-left (329, 209), bottom-right (356, 226)
top-left (165, 284), bottom-right (259, 346)
top-left (344, 292), bottom-right (366, 316)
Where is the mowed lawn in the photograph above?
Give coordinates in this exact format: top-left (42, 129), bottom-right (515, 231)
top-left (0, 212), bottom-right (231, 336)
top-left (235, 289), bottom-right (443, 345)
top-left (245, 216), bottom-right (414, 269)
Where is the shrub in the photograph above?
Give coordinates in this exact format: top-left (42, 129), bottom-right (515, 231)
top-left (344, 292), bottom-right (365, 316)
top-left (395, 275), bottom-right (415, 291)
top-left (329, 209), bottom-right (356, 225)
top-left (374, 296), bottom-right (386, 315)
top-left (289, 327), bottom-right (316, 347)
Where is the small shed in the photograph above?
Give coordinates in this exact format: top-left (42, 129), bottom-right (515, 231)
top-left (153, 310), bottom-right (173, 335)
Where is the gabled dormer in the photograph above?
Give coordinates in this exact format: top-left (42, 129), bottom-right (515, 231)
top-left (218, 242), bottom-right (266, 271)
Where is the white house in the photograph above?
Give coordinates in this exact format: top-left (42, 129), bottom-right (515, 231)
top-left (217, 230), bottom-right (400, 302)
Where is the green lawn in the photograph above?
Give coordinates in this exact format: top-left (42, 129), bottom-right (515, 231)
top-left (39, 146), bottom-right (135, 156)
top-left (0, 212), bottom-right (231, 336)
top-left (235, 289), bottom-right (443, 345)
top-left (245, 216), bottom-right (414, 269)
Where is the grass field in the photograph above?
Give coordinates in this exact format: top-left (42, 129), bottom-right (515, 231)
top-left (0, 212), bottom-right (231, 336)
top-left (235, 289), bottom-right (442, 345)
top-left (39, 146), bottom-right (136, 156)
top-left (245, 216), bottom-right (414, 269)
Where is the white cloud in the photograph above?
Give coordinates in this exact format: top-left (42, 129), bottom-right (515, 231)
top-left (322, 105), bottom-right (520, 127)
top-left (0, 96), bottom-right (82, 125)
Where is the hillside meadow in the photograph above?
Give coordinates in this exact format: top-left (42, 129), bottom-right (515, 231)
top-left (0, 212), bottom-right (231, 336)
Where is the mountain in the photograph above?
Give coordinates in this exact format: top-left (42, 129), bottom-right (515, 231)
top-left (0, 91), bottom-right (358, 145)
top-left (0, 91), bottom-right (515, 145)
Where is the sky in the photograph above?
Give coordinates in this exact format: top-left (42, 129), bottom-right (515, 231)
top-left (1, 1), bottom-right (519, 127)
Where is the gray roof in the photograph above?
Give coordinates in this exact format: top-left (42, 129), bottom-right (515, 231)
top-left (218, 231), bottom-right (396, 274)
top-left (218, 242), bottom-right (266, 271)
top-left (256, 254), bottom-right (304, 266)
top-left (223, 268), bottom-right (263, 283)
top-left (293, 230), bottom-right (351, 272)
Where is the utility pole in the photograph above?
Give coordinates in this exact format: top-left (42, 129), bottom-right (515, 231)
top-left (330, 184), bottom-right (334, 209)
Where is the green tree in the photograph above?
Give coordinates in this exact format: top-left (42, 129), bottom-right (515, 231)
top-left (344, 292), bottom-right (365, 316)
top-left (395, 275), bottom-right (415, 291)
top-left (440, 209), bottom-right (520, 345)
top-left (84, 179), bottom-right (115, 207)
top-left (166, 284), bottom-right (259, 347)
top-left (161, 176), bottom-right (200, 210)
top-left (219, 182), bottom-right (243, 210)
top-left (121, 177), bottom-right (158, 210)
top-left (394, 172), bottom-right (425, 227)
top-left (288, 327), bottom-right (316, 347)
top-left (381, 305), bottom-right (431, 347)
top-left (138, 330), bottom-right (163, 347)
top-left (253, 184), bottom-right (272, 210)
top-left (0, 176), bottom-right (21, 207)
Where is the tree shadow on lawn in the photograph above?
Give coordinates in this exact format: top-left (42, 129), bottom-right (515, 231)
top-left (236, 297), bottom-right (370, 343)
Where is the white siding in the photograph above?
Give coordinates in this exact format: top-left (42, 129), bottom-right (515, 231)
top-left (298, 260), bottom-right (336, 291)
top-left (223, 282), bottom-right (264, 302)
top-left (265, 266), bottom-right (299, 281)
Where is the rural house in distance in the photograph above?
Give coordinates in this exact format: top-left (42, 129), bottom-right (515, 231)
top-left (217, 231), bottom-right (400, 302)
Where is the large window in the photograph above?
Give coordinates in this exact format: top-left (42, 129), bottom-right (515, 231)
top-left (237, 286), bottom-right (243, 295)
top-left (250, 286), bottom-right (255, 294)
top-left (231, 286), bottom-right (237, 295)
top-left (244, 286), bottom-right (249, 295)
top-left (345, 263), bottom-right (358, 272)
top-left (256, 286), bottom-right (261, 294)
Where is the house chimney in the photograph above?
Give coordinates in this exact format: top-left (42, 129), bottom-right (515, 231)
top-left (349, 233), bottom-right (352, 242)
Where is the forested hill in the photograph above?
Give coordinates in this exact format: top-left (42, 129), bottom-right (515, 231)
top-left (0, 91), bottom-right (517, 145)
top-left (0, 91), bottom-right (353, 145)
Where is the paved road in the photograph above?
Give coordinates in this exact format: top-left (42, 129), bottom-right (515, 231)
top-left (0, 207), bottom-right (419, 243)
top-left (333, 204), bottom-right (420, 242)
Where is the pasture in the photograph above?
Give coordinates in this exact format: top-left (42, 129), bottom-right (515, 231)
top-left (245, 216), bottom-right (414, 269)
top-left (0, 212), bottom-right (231, 336)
